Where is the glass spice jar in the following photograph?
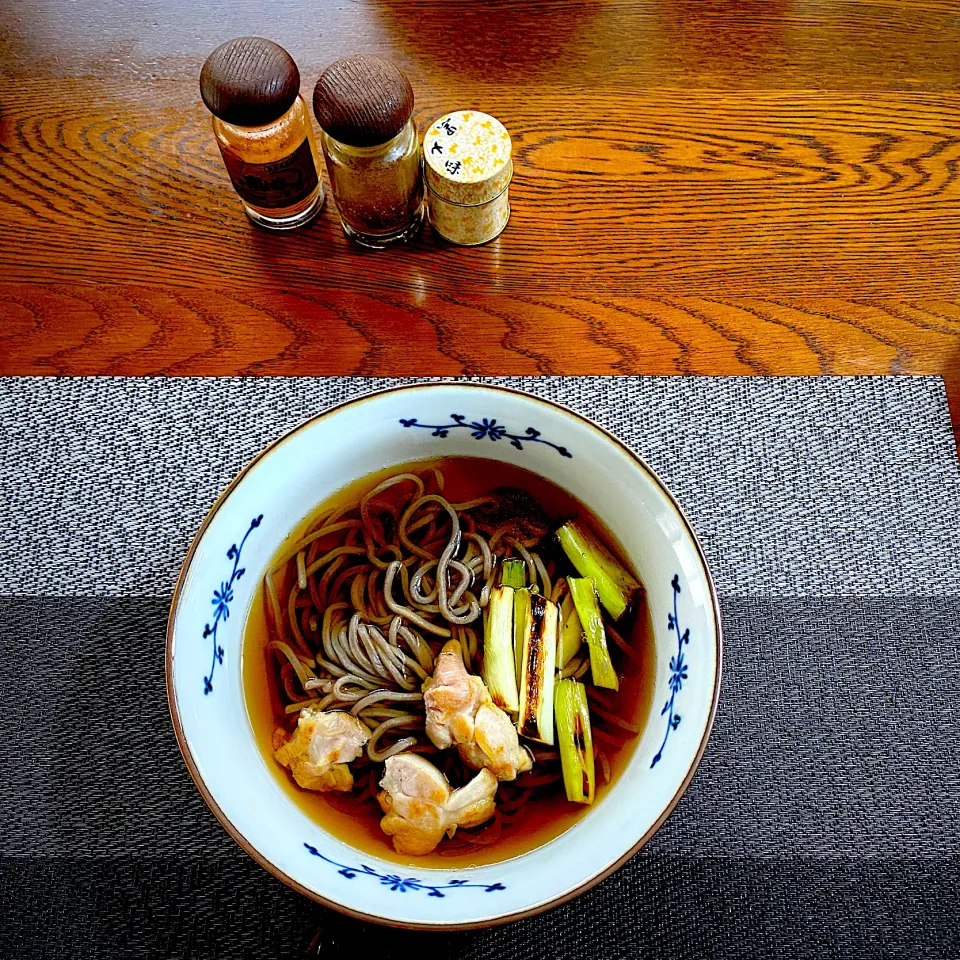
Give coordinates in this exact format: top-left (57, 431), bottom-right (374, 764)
top-left (200, 37), bottom-right (324, 230)
top-left (312, 55), bottom-right (424, 248)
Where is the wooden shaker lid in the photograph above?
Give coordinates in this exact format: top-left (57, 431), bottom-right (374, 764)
top-left (200, 37), bottom-right (301, 127)
top-left (313, 55), bottom-right (415, 147)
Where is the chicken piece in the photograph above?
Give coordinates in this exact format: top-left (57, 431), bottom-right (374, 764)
top-left (463, 703), bottom-right (535, 780)
top-left (423, 640), bottom-right (533, 780)
top-left (274, 706), bottom-right (370, 792)
top-left (423, 640), bottom-right (487, 749)
top-left (378, 753), bottom-right (498, 856)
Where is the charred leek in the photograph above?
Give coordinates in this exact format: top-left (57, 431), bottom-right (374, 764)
top-left (481, 561), bottom-right (526, 714)
top-left (558, 590), bottom-right (584, 668)
top-left (568, 577), bottom-right (619, 691)
top-left (517, 592), bottom-right (558, 744)
top-left (501, 558), bottom-right (526, 590)
top-left (555, 679), bottom-right (595, 804)
top-left (556, 520), bottom-right (640, 621)
top-left (513, 585), bottom-right (531, 683)
top-left (483, 586), bottom-right (519, 713)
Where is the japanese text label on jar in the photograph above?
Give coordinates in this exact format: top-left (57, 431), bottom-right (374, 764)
top-left (423, 111), bottom-right (512, 246)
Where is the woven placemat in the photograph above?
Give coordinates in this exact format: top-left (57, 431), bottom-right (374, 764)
top-left (1, 376), bottom-right (958, 959)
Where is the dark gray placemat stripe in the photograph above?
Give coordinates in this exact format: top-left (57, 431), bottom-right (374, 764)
top-left (1, 376), bottom-right (958, 598)
top-left (2, 854), bottom-right (958, 960)
top-left (2, 596), bottom-right (958, 860)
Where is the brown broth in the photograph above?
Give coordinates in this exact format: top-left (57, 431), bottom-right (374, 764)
top-left (242, 457), bottom-right (656, 868)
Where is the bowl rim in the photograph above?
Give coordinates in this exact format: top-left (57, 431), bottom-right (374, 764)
top-left (166, 380), bottom-right (724, 930)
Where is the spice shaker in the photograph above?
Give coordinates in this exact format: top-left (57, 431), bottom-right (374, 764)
top-left (313, 55), bottom-right (424, 248)
top-left (200, 37), bottom-right (324, 230)
top-left (424, 111), bottom-right (512, 246)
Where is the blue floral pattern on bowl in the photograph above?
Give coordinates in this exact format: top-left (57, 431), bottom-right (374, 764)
top-left (400, 414), bottom-right (573, 457)
top-left (651, 574), bottom-right (690, 767)
top-left (203, 514), bottom-right (262, 695)
top-left (305, 845), bottom-right (506, 897)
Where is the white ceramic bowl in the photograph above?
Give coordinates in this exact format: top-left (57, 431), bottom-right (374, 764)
top-left (167, 383), bottom-right (721, 929)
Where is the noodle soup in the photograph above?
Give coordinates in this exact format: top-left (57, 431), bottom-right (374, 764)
top-left (243, 457), bottom-right (655, 867)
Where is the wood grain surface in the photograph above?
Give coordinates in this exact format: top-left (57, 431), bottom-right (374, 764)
top-left (2, 0), bottom-right (959, 438)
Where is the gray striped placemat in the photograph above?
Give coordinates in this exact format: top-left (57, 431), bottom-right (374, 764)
top-left (1, 376), bottom-right (958, 960)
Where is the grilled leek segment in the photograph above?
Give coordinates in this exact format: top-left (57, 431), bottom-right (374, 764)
top-left (568, 577), bottom-right (619, 691)
top-left (500, 558), bottom-right (526, 589)
top-left (555, 679), bottom-right (595, 804)
top-left (483, 585), bottom-right (520, 713)
top-left (556, 519), bottom-right (640, 621)
top-left (481, 560), bottom-right (528, 714)
top-left (517, 592), bottom-right (558, 744)
top-left (513, 585), bottom-right (531, 684)
top-left (558, 588), bottom-right (584, 668)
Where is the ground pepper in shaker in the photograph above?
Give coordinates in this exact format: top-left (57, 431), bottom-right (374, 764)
top-left (200, 37), bottom-right (324, 230)
top-left (312, 55), bottom-right (424, 248)
top-left (424, 111), bottom-right (512, 246)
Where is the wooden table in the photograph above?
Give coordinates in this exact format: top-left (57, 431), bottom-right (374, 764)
top-left (3, 1), bottom-right (959, 442)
